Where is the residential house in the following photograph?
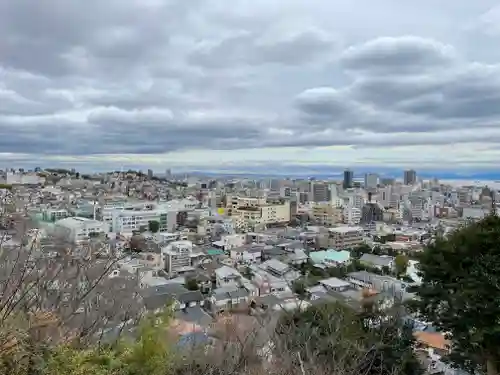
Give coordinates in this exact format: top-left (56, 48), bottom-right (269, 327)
top-left (249, 259), bottom-right (299, 296)
top-left (261, 246), bottom-right (287, 261)
top-left (212, 233), bottom-right (246, 250)
top-left (183, 272), bottom-right (212, 294)
top-left (141, 284), bottom-right (205, 314)
top-left (318, 277), bottom-right (351, 292)
top-left (346, 271), bottom-right (414, 301)
top-left (208, 286), bottom-right (251, 314)
top-left (309, 249), bottom-right (351, 267)
top-left (414, 331), bottom-right (450, 357)
top-left (284, 248), bottom-right (308, 266)
top-left (229, 245), bottom-right (262, 263)
top-left (359, 254), bottom-right (395, 270)
top-left (259, 259), bottom-right (301, 281)
top-left (214, 266), bottom-right (242, 288)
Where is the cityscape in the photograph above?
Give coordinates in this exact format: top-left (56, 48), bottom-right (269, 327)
top-left (0, 165), bottom-right (497, 374)
top-left (2, 0), bottom-right (500, 374)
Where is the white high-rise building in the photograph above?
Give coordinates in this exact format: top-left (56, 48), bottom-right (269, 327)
top-left (364, 173), bottom-right (379, 189)
top-left (343, 206), bottom-right (361, 225)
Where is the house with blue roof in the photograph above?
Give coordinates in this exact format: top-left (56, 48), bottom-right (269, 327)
top-left (309, 249), bottom-right (351, 267)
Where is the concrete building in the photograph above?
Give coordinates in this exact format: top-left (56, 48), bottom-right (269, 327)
top-left (227, 196), bottom-right (291, 230)
top-left (311, 182), bottom-right (330, 202)
top-left (343, 170), bottom-right (354, 189)
top-left (106, 199), bottom-right (197, 234)
top-left (55, 217), bottom-right (108, 243)
top-left (162, 240), bottom-right (204, 277)
top-left (3, 172), bottom-right (45, 185)
top-left (364, 173), bottom-right (379, 189)
top-left (343, 205), bottom-right (361, 225)
top-left (404, 170), bottom-right (417, 185)
top-left (312, 203), bottom-right (343, 227)
top-left (328, 226), bottom-right (364, 250)
top-left (347, 193), bottom-right (364, 209)
top-left (110, 207), bottom-right (177, 234)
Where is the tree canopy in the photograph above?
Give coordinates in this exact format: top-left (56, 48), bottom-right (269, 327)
top-left (411, 212), bottom-right (500, 375)
top-left (276, 301), bottom-right (422, 375)
top-left (394, 254), bottom-right (409, 276)
top-left (148, 220), bottom-right (160, 233)
top-left (185, 278), bottom-right (199, 291)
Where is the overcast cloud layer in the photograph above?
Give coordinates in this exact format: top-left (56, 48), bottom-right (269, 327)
top-left (1, 0), bottom-right (500, 171)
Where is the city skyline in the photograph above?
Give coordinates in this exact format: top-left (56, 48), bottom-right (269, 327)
top-left (6, 164), bottom-right (500, 183)
top-left (2, 1), bottom-right (500, 169)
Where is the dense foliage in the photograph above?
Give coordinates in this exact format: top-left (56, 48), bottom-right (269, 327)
top-left (0, 310), bottom-right (174, 375)
top-left (411, 212), bottom-right (500, 375)
top-left (277, 302), bottom-right (422, 375)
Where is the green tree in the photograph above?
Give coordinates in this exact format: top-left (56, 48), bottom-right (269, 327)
top-left (351, 244), bottom-right (372, 258)
top-left (276, 302), bottom-right (421, 375)
top-left (292, 280), bottom-right (306, 298)
top-left (394, 254), bottom-right (409, 276)
top-left (148, 220), bottom-right (160, 233)
top-left (185, 278), bottom-right (199, 291)
top-left (43, 309), bottom-right (174, 375)
top-left (410, 213), bottom-right (500, 375)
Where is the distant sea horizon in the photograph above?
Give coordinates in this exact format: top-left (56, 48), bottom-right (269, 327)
top-left (170, 169), bottom-right (500, 188)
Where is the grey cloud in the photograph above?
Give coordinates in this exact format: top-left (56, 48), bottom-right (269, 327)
top-left (0, 0), bottom-right (184, 78)
top-left (295, 35), bottom-right (500, 136)
top-left (2, 0), bottom-right (500, 160)
top-left (188, 28), bottom-right (336, 69)
top-left (294, 88), bottom-right (355, 126)
top-left (340, 36), bottom-right (456, 75)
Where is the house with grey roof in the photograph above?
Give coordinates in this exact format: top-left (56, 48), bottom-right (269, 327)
top-left (360, 254), bottom-right (395, 270)
top-left (229, 245), bottom-right (263, 263)
top-left (208, 286), bottom-right (251, 313)
top-left (214, 265), bottom-right (242, 288)
top-left (346, 271), bottom-right (414, 302)
top-left (141, 284), bottom-right (205, 313)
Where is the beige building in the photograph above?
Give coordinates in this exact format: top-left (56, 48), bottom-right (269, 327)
top-left (328, 226), bottom-right (364, 250)
top-left (228, 197), bottom-right (291, 231)
top-left (312, 203), bottom-right (343, 227)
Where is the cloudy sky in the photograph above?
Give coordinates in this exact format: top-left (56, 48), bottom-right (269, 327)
top-left (1, 0), bottom-right (500, 173)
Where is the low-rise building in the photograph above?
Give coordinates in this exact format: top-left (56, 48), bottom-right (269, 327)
top-left (214, 266), bottom-right (243, 288)
top-left (328, 226), bottom-right (364, 249)
top-left (359, 254), bottom-right (395, 270)
top-left (312, 203), bottom-right (343, 227)
top-left (54, 217), bottom-right (108, 243)
top-left (309, 249), bottom-right (351, 267)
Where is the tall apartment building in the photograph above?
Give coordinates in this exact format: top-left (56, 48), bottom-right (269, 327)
top-left (162, 240), bottom-right (204, 277)
top-left (328, 226), bottom-right (364, 250)
top-left (360, 202), bottom-right (384, 224)
top-left (379, 186), bottom-right (399, 209)
top-left (312, 203), bottom-right (343, 227)
top-left (311, 182), bottom-right (330, 202)
top-left (364, 173), bottom-right (379, 189)
top-left (403, 170), bottom-right (417, 185)
top-left (343, 170), bottom-right (354, 189)
top-left (457, 188), bottom-right (471, 205)
top-left (347, 193), bottom-right (364, 209)
top-left (343, 205), bottom-right (361, 225)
